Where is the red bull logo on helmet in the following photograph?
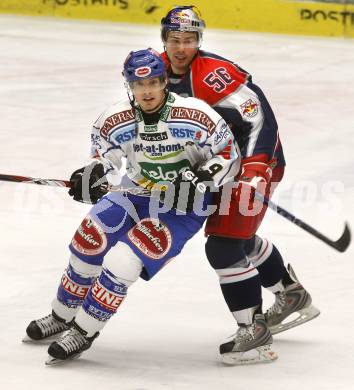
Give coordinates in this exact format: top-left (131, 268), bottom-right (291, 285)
top-left (171, 11), bottom-right (190, 24)
top-left (135, 66), bottom-right (152, 78)
top-left (174, 11), bottom-right (189, 18)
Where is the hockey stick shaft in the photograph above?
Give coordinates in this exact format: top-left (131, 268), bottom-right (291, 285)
top-left (0, 173), bottom-right (150, 195)
top-left (1, 173), bottom-right (350, 251)
top-left (0, 174), bottom-right (71, 188)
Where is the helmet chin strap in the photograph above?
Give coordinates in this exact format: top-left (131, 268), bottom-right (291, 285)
top-left (125, 82), bottom-right (136, 108)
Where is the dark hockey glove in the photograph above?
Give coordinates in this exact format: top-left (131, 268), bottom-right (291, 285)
top-left (164, 167), bottom-right (213, 213)
top-left (68, 162), bottom-right (108, 204)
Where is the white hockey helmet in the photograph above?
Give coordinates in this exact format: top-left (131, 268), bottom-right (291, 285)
top-left (161, 5), bottom-right (205, 42)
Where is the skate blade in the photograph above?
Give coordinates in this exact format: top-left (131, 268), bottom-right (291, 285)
top-left (22, 335), bottom-right (37, 343)
top-left (269, 304), bottom-right (321, 335)
top-left (221, 345), bottom-right (278, 366)
top-left (22, 334), bottom-right (63, 344)
top-left (45, 353), bottom-right (82, 366)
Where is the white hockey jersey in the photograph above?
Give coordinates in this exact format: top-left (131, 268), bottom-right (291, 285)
top-left (90, 92), bottom-right (240, 190)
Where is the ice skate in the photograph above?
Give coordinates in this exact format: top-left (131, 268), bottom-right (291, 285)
top-left (220, 313), bottom-right (278, 365)
top-left (265, 264), bottom-right (320, 335)
top-left (46, 321), bottom-right (98, 365)
top-left (23, 311), bottom-right (69, 343)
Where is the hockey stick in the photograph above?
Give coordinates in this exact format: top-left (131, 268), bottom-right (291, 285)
top-left (254, 192), bottom-right (351, 253)
top-left (0, 173), bottom-right (71, 188)
top-left (0, 173), bottom-right (150, 195)
top-left (1, 173), bottom-right (350, 252)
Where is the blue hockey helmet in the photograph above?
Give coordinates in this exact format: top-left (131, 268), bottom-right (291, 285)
top-left (161, 5), bottom-right (205, 42)
top-left (123, 48), bottom-right (166, 84)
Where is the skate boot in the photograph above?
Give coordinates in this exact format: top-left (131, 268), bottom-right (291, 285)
top-left (220, 312), bottom-right (278, 365)
top-left (46, 321), bottom-right (99, 365)
top-left (24, 311), bottom-right (69, 342)
top-left (265, 264), bottom-right (320, 335)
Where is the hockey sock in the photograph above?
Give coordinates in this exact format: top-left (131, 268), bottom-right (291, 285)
top-left (219, 264), bottom-right (262, 313)
top-left (75, 267), bottom-right (128, 337)
top-left (205, 236), bottom-right (262, 313)
top-left (249, 237), bottom-right (287, 288)
top-left (232, 304), bottom-right (262, 326)
top-left (52, 261), bottom-right (100, 322)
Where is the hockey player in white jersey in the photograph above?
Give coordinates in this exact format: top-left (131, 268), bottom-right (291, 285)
top-left (24, 48), bottom-right (247, 364)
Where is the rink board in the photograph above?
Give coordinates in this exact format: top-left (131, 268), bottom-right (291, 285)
top-left (0, 0), bottom-right (354, 38)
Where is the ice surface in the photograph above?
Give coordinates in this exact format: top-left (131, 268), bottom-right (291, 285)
top-left (0, 14), bottom-right (353, 390)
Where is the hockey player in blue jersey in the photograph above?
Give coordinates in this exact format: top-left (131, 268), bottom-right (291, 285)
top-left (24, 48), bottom-right (242, 364)
top-left (160, 5), bottom-right (320, 365)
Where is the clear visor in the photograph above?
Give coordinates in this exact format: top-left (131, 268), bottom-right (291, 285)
top-left (129, 77), bottom-right (166, 93)
top-left (165, 34), bottom-right (200, 49)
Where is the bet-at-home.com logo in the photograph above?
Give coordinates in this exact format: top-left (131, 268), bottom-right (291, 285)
top-left (140, 160), bottom-right (191, 182)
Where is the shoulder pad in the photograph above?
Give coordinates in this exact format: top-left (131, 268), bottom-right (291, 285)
top-left (100, 102), bottom-right (135, 141)
top-left (191, 51), bottom-right (249, 105)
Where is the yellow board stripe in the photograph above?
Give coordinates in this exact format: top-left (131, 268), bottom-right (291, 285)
top-left (1, 1), bottom-right (354, 38)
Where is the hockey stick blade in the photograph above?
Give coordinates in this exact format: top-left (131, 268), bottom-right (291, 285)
top-left (283, 214), bottom-right (351, 253)
top-left (255, 191), bottom-right (351, 253)
top-left (332, 223), bottom-right (351, 253)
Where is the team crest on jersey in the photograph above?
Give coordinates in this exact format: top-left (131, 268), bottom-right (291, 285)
top-left (240, 99), bottom-right (259, 118)
top-left (71, 217), bottom-right (108, 256)
top-left (135, 66), bottom-right (151, 78)
top-left (128, 218), bottom-right (172, 260)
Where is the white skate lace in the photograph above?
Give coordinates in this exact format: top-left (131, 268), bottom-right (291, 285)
top-left (235, 323), bottom-right (256, 343)
top-left (266, 291), bottom-right (287, 317)
top-left (57, 328), bottom-right (88, 354)
top-left (37, 314), bottom-right (67, 337)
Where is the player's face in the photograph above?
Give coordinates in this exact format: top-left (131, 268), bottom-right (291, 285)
top-left (131, 77), bottom-right (167, 113)
top-left (164, 31), bottom-right (199, 75)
